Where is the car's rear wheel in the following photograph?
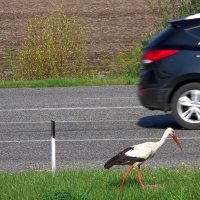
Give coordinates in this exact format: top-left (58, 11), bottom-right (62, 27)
top-left (171, 83), bottom-right (200, 129)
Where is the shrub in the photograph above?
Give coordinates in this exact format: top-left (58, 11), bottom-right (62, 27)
top-left (16, 10), bottom-right (87, 80)
top-left (112, 45), bottom-right (142, 78)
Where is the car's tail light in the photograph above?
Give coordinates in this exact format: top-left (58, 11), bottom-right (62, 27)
top-left (139, 88), bottom-right (146, 96)
top-left (142, 49), bottom-right (179, 64)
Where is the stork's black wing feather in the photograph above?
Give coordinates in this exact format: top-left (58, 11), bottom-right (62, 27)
top-left (104, 147), bottom-right (145, 169)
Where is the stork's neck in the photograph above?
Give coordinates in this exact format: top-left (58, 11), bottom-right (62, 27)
top-left (155, 131), bottom-right (169, 150)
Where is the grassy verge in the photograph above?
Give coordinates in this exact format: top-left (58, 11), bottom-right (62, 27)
top-left (0, 168), bottom-right (200, 200)
top-left (0, 76), bottom-right (139, 88)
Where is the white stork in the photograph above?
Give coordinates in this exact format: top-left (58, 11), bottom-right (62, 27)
top-left (104, 128), bottom-right (182, 189)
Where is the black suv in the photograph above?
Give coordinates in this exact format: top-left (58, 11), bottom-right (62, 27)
top-left (138, 14), bottom-right (200, 130)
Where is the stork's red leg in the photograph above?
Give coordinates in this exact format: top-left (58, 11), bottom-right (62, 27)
top-left (120, 163), bottom-right (136, 189)
top-left (137, 166), bottom-right (144, 189)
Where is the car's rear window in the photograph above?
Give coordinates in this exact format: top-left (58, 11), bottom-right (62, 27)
top-left (187, 26), bottom-right (200, 39)
top-left (146, 25), bottom-right (199, 49)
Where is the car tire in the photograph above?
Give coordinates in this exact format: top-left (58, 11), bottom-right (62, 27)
top-left (171, 83), bottom-right (200, 130)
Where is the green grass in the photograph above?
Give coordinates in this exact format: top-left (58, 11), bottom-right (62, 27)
top-left (0, 76), bottom-right (139, 88)
top-left (0, 168), bottom-right (200, 200)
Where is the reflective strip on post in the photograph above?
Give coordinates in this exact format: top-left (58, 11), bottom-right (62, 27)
top-left (51, 120), bottom-right (56, 174)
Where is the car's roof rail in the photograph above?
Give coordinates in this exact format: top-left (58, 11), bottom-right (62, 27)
top-left (170, 14), bottom-right (200, 28)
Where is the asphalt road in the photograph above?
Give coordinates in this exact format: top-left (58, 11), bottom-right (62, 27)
top-left (0, 86), bottom-right (199, 172)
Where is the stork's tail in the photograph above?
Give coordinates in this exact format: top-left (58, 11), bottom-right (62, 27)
top-left (104, 160), bottom-right (114, 169)
top-left (104, 147), bottom-right (136, 169)
top-left (104, 155), bottom-right (119, 169)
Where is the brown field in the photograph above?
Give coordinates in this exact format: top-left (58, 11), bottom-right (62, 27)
top-left (0, 0), bottom-right (158, 66)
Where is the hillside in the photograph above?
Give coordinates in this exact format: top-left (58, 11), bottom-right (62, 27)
top-left (0, 0), bottom-right (157, 66)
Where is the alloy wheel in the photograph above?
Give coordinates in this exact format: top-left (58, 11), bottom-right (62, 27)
top-left (177, 90), bottom-right (200, 123)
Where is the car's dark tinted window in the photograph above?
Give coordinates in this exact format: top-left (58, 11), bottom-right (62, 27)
top-left (146, 25), bottom-right (199, 49)
top-left (187, 26), bottom-right (200, 39)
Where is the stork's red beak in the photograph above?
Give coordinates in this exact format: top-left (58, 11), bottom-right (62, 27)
top-left (172, 134), bottom-right (182, 150)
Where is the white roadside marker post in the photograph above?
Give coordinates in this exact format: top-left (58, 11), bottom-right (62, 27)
top-left (51, 120), bottom-right (56, 175)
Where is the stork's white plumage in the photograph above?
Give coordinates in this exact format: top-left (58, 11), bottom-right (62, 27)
top-left (104, 128), bottom-right (182, 189)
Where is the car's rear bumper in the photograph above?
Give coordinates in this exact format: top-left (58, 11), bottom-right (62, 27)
top-left (138, 87), bottom-right (172, 111)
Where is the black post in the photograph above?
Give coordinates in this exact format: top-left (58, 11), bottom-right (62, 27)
top-left (51, 120), bottom-right (55, 138)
